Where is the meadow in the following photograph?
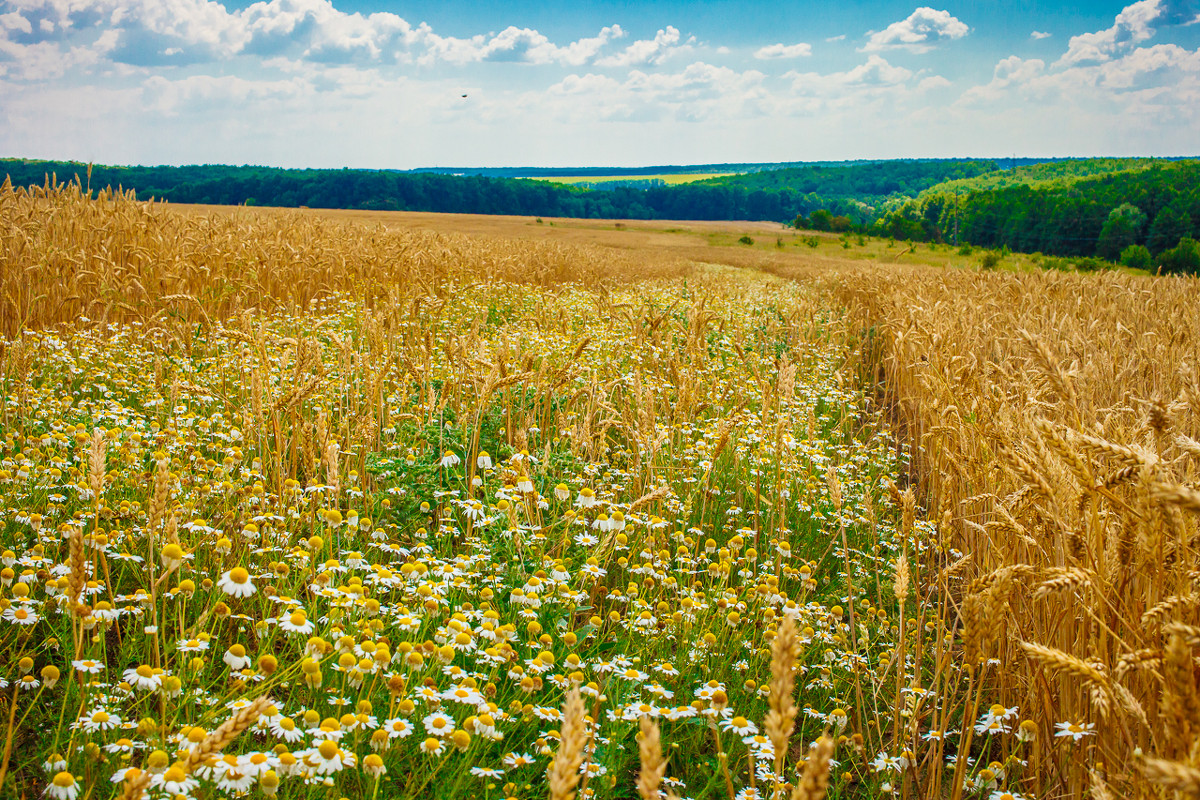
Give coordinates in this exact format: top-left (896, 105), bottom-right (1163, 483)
top-left (521, 175), bottom-right (737, 187)
top-left (0, 179), bottom-right (1198, 800)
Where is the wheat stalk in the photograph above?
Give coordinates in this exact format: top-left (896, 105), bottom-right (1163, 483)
top-left (636, 715), bottom-right (666, 800)
top-left (790, 736), bottom-right (834, 800)
top-left (549, 688), bottom-right (586, 800)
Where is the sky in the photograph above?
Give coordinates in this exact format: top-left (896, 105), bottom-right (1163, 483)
top-left (0, 0), bottom-right (1198, 168)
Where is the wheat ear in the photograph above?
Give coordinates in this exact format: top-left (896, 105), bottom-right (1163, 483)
top-left (549, 688), bottom-right (586, 800)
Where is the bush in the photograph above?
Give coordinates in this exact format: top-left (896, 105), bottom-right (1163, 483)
top-left (1158, 237), bottom-right (1200, 275)
top-left (980, 251), bottom-right (1001, 270)
top-left (957, 244), bottom-right (973, 256)
top-left (738, 235), bottom-right (754, 245)
top-left (1119, 244), bottom-right (1151, 270)
top-left (805, 236), bottom-right (820, 248)
top-left (1072, 256), bottom-right (1108, 272)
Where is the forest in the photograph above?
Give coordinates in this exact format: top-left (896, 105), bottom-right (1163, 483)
top-left (0, 158), bottom-right (991, 226)
top-left (874, 160), bottom-right (1200, 273)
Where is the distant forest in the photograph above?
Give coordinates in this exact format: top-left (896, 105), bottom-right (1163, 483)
top-left (875, 161), bottom-right (1200, 272)
top-left (0, 158), bottom-right (991, 227)
top-left (4, 156), bottom-right (1199, 271)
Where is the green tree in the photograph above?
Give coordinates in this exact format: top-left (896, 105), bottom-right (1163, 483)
top-left (809, 209), bottom-right (834, 231)
top-left (1096, 203), bottom-right (1146, 260)
top-left (1148, 205), bottom-right (1193, 254)
top-left (1119, 244), bottom-right (1152, 270)
top-left (1158, 237), bottom-right (1200, 275)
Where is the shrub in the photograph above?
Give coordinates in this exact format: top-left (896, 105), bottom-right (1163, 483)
top-left (1072, 256), bottom-right (1108, 272)
top-left (980, 251), bottom-right (1001, 270)
top-left (1119, 244), bottom-right (1151, 270)
top-left (1157, 237), bottom-right (1200, 275)
top-left (738, 235), bottom-right (754, 245)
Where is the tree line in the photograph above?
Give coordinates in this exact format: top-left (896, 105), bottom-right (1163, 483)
top-left (0, 158), bottom-right (992, 226)
top-left (875, 162), bottom-right (1200, 273)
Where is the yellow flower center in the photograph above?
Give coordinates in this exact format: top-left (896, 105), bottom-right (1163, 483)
top-left (228, 568), bottom-right (249, 584)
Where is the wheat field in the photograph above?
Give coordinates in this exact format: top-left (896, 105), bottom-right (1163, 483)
top-left (1, 180), bottom-right (1198, 800)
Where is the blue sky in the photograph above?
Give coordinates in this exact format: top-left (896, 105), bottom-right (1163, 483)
top-left (1, 0), bottom-right (1197, 168)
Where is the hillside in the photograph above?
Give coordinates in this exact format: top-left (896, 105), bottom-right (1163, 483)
top-left (876, 159), bottom-right (1200, 268)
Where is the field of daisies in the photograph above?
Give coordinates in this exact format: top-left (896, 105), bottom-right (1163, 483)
top-left (0, 188), bottom-right (1053, 800)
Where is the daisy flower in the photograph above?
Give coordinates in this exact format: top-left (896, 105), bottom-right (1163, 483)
top-left (420, 737), bottom-right (446, 756)
top-left (382, 718), bottom-right (415, 739)
top-left (278, 609), bottom-right (314, 635)
top-left (122, 664), bottom-right (163, 692)
top-left (72, 659), bottom-right (104, 674)
top-left (1054, 721), bottom-right (1096, 741)
top-left (502, 752), bottom-right (535, 769)
top-left (270, 716), bottom-right (305, 743)
top-left (4, 605), bottom-right (39, 625)
top-left (721, 716), bottom-right (758, 736)
top-left (79, 709), bottom-right (121, 733)
top-left (423, 712), bottom-right (456, 737)
top-left (46, 772), bottom-right (80, 800)
top-left (307, 741), bottom-right (348, 775)
top-left (217, 567), bottom-right (256, 598)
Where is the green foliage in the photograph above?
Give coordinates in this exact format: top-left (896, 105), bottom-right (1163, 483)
top-left (1148, 203), bottom-right (1193, 254)
top-left (875, 160), bottom-right (1200, 264)
top-left (1120, 244), bottom-right (1152, 270)
top-left (1097, 204), bottom-right (1147, 260)
top-left (1072, 256), bottom-right (1109, 272)
top-left (1, 157), bottom-right (994, 228)
top-left (738, 235), bottom-right (754, 245)
top-left (1158, 237), bottom-right (1200, 275)
top-left (980, 251), bottom-right (1001, 270)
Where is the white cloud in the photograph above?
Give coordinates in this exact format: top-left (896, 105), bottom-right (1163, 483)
top-left (959, 40), bottom-right (1200, 119)
top-left (0, 0), bottom-right (634, 70)
top-left (1059, 0), bottom-right (1197, 65)
top-left (422, 24), bottom-right (625, 67)
top-left (1031, 30), bottom-right (1052, 40)
top-left (918, 74), bottom-right (951, 90)
top-left (863, 7), bottom-right (969, 53)
top-left (0, 10), bottom-right (32, 34)
top-left (542, 61), bottom-right (767, 122)
top-left (142, 72), bottom-right (311, 115)
top-left (825, 34), bottom-right (846, 43)
top-left (595, 25), bottom-right (690, 67)
top-left (787, 54), bottom-right (914, 94)
top-left (957, 55), bottom-right (1046, 104)
top-left (754, 42), bottom-right (811, 59)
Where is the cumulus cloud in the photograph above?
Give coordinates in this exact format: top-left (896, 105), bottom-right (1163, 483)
top-left (422, 23), bottom-right (624, 66)
top-left (787, 54), bottom-right (913, 93)
top-left (754, 42), bottom-right (811, 59)
top-left (1059, 0), bottom-right (1199, 65)
top-left (959, 40), bottom-right (1200, 117)
top-left (1031, 30), bottom-right (1052, 39)
top-left (957, 55), bottom-right (1046, 104)
top-left (544, 61), bottom-right (766, 122)
top-left (0, 0), bottom-right (636, 70)
top-left (863, 7), bottom-right (969, 53)
top-left (594, 25), bottom-right (691, 67)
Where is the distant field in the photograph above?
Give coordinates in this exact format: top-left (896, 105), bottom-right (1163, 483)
top-left (523, 172), bottom-right (737, 185)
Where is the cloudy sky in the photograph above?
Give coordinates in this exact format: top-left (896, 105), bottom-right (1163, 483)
top-left (1, 0), bottom-right (1198, 168)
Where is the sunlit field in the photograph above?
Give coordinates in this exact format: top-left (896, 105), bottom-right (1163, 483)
top-left (519, 174), bottom-right (737, 186)
top-left (1, 182), bottom-right (1198, 800)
